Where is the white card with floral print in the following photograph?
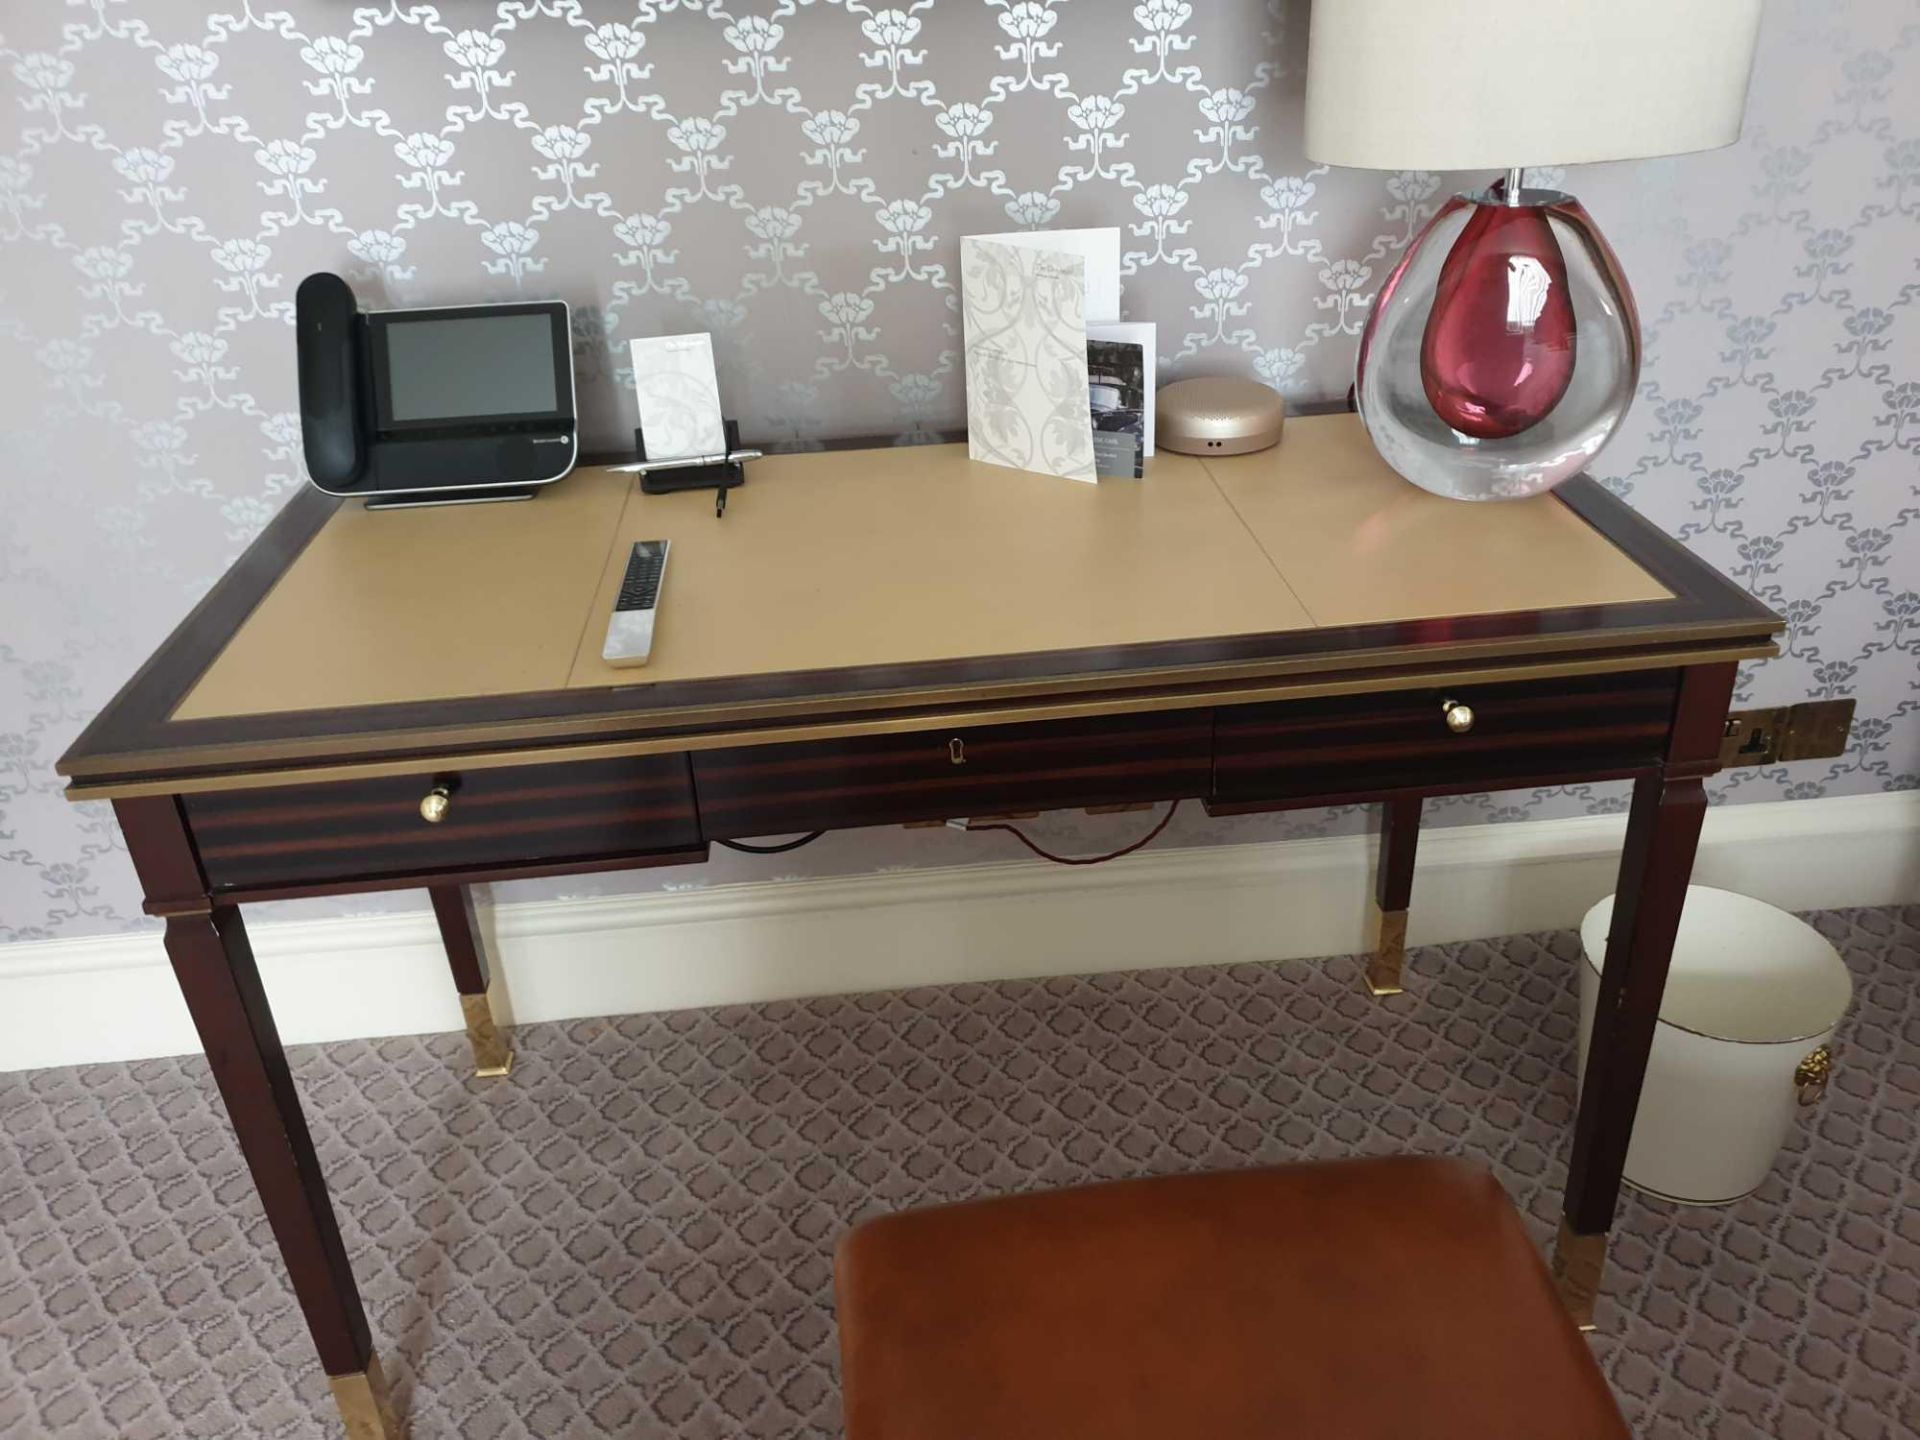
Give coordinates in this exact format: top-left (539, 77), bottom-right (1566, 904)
top-left (630, 333), bottom-right (727, 461)
top-left (964, 226), bottom-right (1121, 323)
top-left (962, 237), bottom-right (1096, 483)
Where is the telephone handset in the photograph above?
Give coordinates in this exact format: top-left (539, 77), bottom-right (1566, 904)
top-left (295, 272), bottom-right (367, 488)
top-left (292, 271), bottom-right (577, 507)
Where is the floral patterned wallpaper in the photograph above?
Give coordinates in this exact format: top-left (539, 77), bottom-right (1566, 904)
top-left (1, 0), bottom-right (1914, 942)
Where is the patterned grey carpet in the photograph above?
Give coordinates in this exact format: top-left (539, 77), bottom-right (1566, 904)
top-left (2, 907), bottom-right (1916, 1439)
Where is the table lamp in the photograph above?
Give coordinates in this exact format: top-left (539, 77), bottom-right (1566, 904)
top-left (1305, 0), bottom-right (1763, 501)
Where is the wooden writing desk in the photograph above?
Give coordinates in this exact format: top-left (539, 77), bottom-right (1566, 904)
top-left (59, 415), bottom-right (1781, 1436)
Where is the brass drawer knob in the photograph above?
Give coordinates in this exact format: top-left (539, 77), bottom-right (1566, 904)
top-left (1441, 699), bottom-right (1475, 734)
top-left (419, 784), bottom-right (453, 824)
top-left (949, 738), bottom-right (967, 766)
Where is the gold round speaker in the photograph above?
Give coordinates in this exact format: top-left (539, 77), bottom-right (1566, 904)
top-left (1157, 377), bottom-right (1286, 457)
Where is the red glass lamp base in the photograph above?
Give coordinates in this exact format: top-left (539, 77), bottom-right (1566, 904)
top-left (1419, 202), bottom-right (1578, 440)
top-left (1354, 182), bottom-right (1641, 501)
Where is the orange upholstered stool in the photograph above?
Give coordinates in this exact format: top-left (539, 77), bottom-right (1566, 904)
top-left (834, 1157), bottom-right (1629, 1440)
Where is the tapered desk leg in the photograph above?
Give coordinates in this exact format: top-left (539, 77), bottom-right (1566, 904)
top-left (430, 885), bottom-right (512, 1078)
top-left (1556, 772), bottom-right (1707, 1329)
top-left (1555, 663), bottom-right (1733, 1329)
top-left (166, 906), bottom-right (401, 1438)
top-left (1362, 797), bottom-right (1421, 996)
top-left (115, 797), bottom-right (400, 1438)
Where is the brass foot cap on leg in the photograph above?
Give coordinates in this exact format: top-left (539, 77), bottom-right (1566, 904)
top-left (460, 991), bottom-right (514, 1079)
top-left (1551, 1220), bottom-right (1608, 1333)
top-left (1362, 906), bottom-right (1407, 997)
top-left (329, 1351), bottom-right (403, 1439)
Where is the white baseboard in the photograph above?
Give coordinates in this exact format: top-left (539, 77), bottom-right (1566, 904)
top-left (3, 792), bottom-right (1915, 1075)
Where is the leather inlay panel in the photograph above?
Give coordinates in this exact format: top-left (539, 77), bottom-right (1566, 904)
top-left (174, 473), bottom-right (632, 720)
top-left (1203, 417), bottom-right (1672, 627)
top-left (567, 443), bottom-right (1311, 689)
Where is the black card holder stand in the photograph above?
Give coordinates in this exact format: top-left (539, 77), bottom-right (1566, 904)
top-left (634, 418), bottom-right (747, 517)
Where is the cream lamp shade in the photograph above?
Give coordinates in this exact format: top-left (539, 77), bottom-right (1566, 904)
top-left (1304, 0), bottom-right (1764, 171)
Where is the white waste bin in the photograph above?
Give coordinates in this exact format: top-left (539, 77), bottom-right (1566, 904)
top-left (1578, 885), bottom-right (1852, 1206)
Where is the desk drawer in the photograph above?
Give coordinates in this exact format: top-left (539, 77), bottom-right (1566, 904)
top-left (694, 711), bottom-right (1212, 838)
top-left (185, 755), bottom-right (700, 891)
top-left (1212, 670), bottom-right (1679, 808)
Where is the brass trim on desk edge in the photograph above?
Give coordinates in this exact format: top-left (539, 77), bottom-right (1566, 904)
top-left (65, 638), bottom-right (1778, 801)
top-left (62, 615), bottom-right (1779, 784)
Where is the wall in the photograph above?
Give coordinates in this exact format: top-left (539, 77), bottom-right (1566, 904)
top-left (1, 0), bottom-right (1915, 944)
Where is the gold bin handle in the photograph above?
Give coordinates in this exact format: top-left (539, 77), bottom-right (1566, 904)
top-left (1441, 698), bottom-right (1476, 734)
top-left (1795, 1046), bottom-right (1832, 1106)
top-left (419, 784), bottom-right (453, 824)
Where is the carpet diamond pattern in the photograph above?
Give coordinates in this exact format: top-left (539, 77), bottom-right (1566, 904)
top-left (1, 907), bottom-right (1916, 1438)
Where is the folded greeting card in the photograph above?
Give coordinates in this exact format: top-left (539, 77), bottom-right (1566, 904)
top-left (964, 226), bottom-right (1122, 324)
top-left (962, 237), bottom-right (1095, 483)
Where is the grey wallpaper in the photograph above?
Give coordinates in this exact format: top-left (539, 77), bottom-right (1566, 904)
top-left (1, 0), bottom-right (1915, 943)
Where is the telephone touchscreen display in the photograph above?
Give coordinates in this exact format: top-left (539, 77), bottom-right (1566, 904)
top-left (380, 313), bottom-right (559, 422)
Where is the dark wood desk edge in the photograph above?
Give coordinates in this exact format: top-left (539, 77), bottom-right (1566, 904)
top-left (63, 594), bottom-right (1774, 777)
top-left (58, 436), bottom-right (1782, 797)
top-left (1555, 476), bottom-right (1778, 630)
top-left (65, 633), bottom-right (1776, 801)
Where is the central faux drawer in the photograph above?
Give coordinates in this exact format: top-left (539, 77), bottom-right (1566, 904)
top-left (185, 754), bottom-right (701, 891)
top-left (693, 711), bottom-right (1213, 838)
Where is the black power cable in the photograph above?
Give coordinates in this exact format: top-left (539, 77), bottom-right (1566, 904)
top-left (717, 831), bottom-right (826, 855)
top-left (965, 800), bottom-right (1180, 865)
top-left (718, 804), bottom-right (1181, 866)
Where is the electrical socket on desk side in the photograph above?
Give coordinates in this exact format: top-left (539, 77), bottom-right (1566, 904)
top-left (1720, 698), bottom-right (1855, 769)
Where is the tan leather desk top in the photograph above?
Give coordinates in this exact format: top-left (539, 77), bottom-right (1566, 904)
top-left (175, 415), bottom-right (1669, 721)
top-left (1206, 419), bottom-right (1667, 628)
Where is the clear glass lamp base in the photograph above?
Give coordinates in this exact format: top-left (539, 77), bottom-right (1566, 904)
top-left (1356, 185), bottom-right (1641, 501)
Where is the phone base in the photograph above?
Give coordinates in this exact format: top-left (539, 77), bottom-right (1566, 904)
top-left (362, 486), bottom-right (539, 510)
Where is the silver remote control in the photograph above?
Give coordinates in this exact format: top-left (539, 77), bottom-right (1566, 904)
top-left (602, 540), bottom-right (669, 667)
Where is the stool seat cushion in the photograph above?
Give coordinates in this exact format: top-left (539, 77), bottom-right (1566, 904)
top-left (835, 1156), bottom-right (1628, 1440)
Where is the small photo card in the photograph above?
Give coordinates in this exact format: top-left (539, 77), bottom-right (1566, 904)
top-left (1088, 322), bottom-right (1156, 457)
top-left (1088, 337), bottom-right (1147, 479)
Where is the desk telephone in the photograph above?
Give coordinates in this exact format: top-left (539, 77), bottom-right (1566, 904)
top-left (295, 272), bottom-right (578, 507)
